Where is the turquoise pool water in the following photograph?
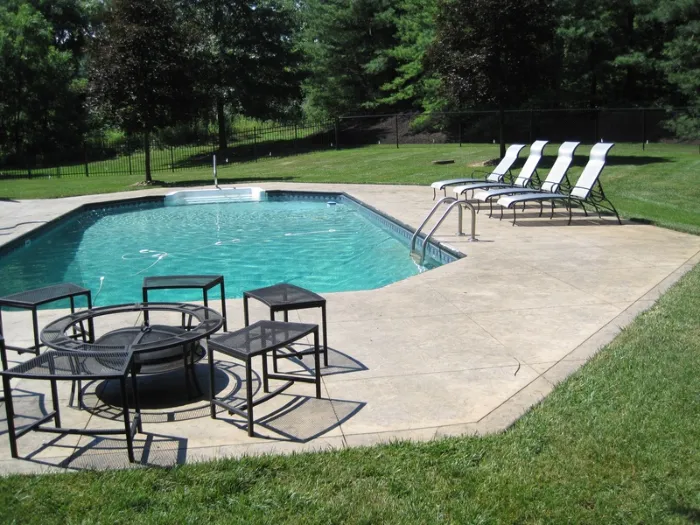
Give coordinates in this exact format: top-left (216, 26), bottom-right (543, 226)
top-left (0, 197), bottom-right (443, 305)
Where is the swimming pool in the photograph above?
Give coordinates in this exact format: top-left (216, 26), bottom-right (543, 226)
top-left (0, 192), bottom-right (460, 305)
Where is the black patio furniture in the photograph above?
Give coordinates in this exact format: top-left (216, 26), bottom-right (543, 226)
top-left (142, 275), bottom-right (228, 331)
top-left (0, 283), bottom-right (93, 362)
top-left (0, 349), bottom-right (142, 462)
top-left (41, 302), bottom-right (224, 398)
top-left (243, 283), bottom-right (328, 368)
top-left (208, 320), bottom-right (322, 436)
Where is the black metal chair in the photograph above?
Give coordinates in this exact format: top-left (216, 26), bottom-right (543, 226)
top-left (1, 350), bottom-right (142, 462)
top-left (243, 283), bottom-right (329, 368)
top-left (0, 283), bottom-right (93, 407)
top-left (208, 320), bottom-right (321, 437)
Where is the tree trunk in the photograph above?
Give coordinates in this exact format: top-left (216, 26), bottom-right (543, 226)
top-left (144, 131), bottom-right (152, 183)
top-left (217, 98), bottom-right (227, 150)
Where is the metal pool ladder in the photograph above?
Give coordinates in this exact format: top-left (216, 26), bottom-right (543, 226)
top-left (410, 197), bottom-right (477, 264)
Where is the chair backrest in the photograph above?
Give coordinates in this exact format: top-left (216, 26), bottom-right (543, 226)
top-left (490, 144), bottom-right (526, 181)
top-left (570, 142), bottom-right (615, 199)
top-left (511, 140), bottom-right (548, 187)
top-left (540, 141), bottom-right (580, 193)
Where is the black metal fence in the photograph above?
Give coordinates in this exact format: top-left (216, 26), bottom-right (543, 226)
top-left (0, 120), bottom-right (335, 179)
top-left (336, 107), bottom-right (697, 148)
top-left (0, 107), bottom-right (695, 179)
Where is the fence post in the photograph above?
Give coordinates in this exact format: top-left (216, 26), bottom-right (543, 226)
top-left (253, 127), bottom-right (257, 161)
top-left (334, 118), bottom-right (339, 150)
top-left (170, 146), bottom-right (175, 172)
top-left (395, 115), bottom-right (399, 148)
top-left (26, 156), bottom-right (31, 178)
top-left (594, 108), bottom-right (600, 142)
top-left (642, 109), bottom-right (647, 150)
top-left (294, 124), bottom-right (298, 153)
top-left (128, 146), bottom-right (132, 176)
top-left (459, 121), bottom-right (462, 147)
top-left (84, 143), bottom-right (89, 177)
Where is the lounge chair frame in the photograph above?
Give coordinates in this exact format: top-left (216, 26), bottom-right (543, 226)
top-left (475, 141), bottom-right (580, 217)
top-left (496, 143), bottom-right (621, 225)
top-left (453, 140), bottom-right (549, 202)
top-left (431, 144), bottom-right (526, 199)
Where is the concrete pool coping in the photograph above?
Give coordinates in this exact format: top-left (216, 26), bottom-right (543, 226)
top-left (0, 182), bottom-right (698, 474)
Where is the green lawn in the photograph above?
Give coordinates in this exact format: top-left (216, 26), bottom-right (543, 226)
top-left (2, 142), bottom-right (699, 234)
top-left (1, 142), bottom-right (700, 523)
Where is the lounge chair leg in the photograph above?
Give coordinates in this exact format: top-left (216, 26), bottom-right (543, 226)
top-left (489, 200), bottom-right (494, 218)
top-left (609, 201), bottom-right (622, 224)
top-left (550, 201), bottom-right (555, 219)
top-left (521, 202), bottom-right (526, 213)
top-left (499, 207), bottom-right (504, 221)
top-left (433, 188), bottom-right (436, 200)
top-left (568, 198), bottom-right (573, 225)
top-left (476, 200), bottom-right (480, 214)
top-left (539, 201), bottom-right (543, 217)
top-left (512, 208), bottom-right (517, 226)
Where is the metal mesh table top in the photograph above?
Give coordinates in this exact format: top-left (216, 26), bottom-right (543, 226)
top-left (0, 283), bottom-right (90, 308)
top-left (243, 283), bottom-right (325, 309)
top-left (0, 350), bottom-right (132, 380)
top-left (143, 275), bottom-right (223, 290)
top-left (209, 320), bottom-right (317, 359)
top-left (41, 302), bottom-right (224, 353)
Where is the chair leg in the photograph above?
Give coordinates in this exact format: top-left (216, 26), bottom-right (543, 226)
top-left (550, 201), bottom-right (555, 219)
top-left (3, 376), bottom-right (18, 458)
top-left (539, 201), bottom-right (544, 217)
top-left (512, 207), bottom-right (517, 226)
top-left (246, 359), bottom-right (254, 437)
top-left (120, 377), bottom-right (135, 463)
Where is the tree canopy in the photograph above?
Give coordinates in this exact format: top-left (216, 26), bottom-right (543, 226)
top-left (1, 0), bottom-right (698, 165)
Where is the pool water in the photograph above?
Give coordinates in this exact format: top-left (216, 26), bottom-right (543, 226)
top-left (0, 199), bottom-right (442, 305)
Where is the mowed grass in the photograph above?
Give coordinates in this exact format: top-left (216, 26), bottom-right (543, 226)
top-left (1, 263), bottom-right (699, 524)
top-left (2, 142), bottom-right (699, 234)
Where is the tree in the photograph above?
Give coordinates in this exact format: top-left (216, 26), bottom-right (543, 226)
top-left (182, 0), bottom-right (305, 150)
top-left (426, 0), bottom-right (555, 156)
top-left (300, 0), bottom-right (399, 119)
top-left (652, 0), bottom-right (700, 139)
top-left (0, 1), bottom-right (88, 161)
top-left (373, 0), bottom-right (443, 112)
top-left (88, 0), bottom-right (194, 182)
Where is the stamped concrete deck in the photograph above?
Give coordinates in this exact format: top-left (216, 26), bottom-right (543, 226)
top-left (0, 183), bottom-right (699, 474)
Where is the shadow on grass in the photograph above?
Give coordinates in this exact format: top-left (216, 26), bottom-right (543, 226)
top-left (670, 504), bottom-right (700, 523)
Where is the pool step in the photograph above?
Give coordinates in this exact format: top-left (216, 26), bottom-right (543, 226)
top-left (164, 187), bottom-right (265, 206)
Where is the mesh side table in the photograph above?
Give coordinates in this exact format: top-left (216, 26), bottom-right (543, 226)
top-left (243, 283), bottom-right (328, 367)
top-left (208, 320), bottom-right (321, 437)
top-left (0, 283), bottom-right (93, 362)
top-left (0, 349), bottom-right (142, 462)
top-left (142, 275), bottom-right (228, 331)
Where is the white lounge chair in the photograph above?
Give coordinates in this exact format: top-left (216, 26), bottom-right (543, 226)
top-left (495, 142), bottom-right (619, 225)
top-left (430, 143), bottom-right (526, 199)
top-left (451, 140), bottom-right (549, 200)
top-left (473, 141), bottom-right (580, 216)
